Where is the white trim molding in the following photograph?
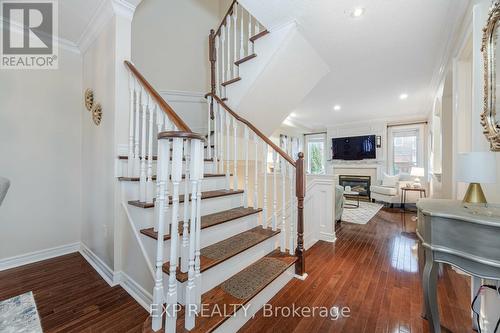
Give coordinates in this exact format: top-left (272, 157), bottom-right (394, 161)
top-left (79, 243), bottom-right (117, 286)
top-left (159, 90), bottom-right (206, 104)
top-left (115, 271), bottom-right (153, 312)
top-left (0, 243), bottom-right (80, 271)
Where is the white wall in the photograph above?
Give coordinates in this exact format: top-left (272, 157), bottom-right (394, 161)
top-left (0, 48), bottom-right (83, 260)
top-left (132, 0), bottom-right (221, 93)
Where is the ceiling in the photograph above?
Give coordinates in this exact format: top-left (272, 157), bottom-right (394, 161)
top-left (58, 0), bottom-right (103, 44)
top-left (283, 0), bottom-right (469, 129)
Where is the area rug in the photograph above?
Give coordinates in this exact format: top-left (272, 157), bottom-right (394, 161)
top-left (0, 292), bottom-right (43, 333)
top-left (341, 201), bottom-right (384, 225)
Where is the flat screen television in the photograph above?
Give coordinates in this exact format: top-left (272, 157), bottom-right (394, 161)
top-left (332, 135), bottom-right (376, 160)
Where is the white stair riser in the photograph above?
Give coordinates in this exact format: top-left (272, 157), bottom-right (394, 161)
top-left (163, 233), bottom-right (280, 306)
top-left (141, 213), bottom-right (260, 270)
top-left (120, 176), bottom-right (226, 202)
top-left (213, 264), bottom-right (295, 333)
top-left (117, 160), bottom-right (217, 178)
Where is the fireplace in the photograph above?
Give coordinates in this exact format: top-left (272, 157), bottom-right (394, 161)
top-left (339, 175), bottom-right (371, 199)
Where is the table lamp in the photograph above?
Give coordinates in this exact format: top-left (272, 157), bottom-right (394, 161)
top-left (456, 152), bottom-right (497, 204)
top-left (410, 167), bottom-right (425, 188)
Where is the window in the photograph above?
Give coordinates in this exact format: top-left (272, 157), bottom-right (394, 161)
top-left (305, 134), bottom-right (326, 174)
top-left (388, 125), bottom-right (425, 175)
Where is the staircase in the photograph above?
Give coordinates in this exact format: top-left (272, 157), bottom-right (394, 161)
top-left (117, 2), bottom-right (306, 332)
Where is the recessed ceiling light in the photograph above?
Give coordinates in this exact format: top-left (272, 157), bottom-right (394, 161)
top-left (399, 93), bottom-right (409, 100)
top-left (333, 105), bottom-right (342, 111)
top-left (289, 112), bottom-right (297, 118)
top-left (351, 7), bottom-right (365, 18)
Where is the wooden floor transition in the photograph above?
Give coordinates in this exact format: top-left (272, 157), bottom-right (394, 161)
top-left (0, 208), bottom-right (472, 332)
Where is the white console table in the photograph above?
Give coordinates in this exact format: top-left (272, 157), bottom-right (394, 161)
top-left (416, 199), bottom-right (500, 333)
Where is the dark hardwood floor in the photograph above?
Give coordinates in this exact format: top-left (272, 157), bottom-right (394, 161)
top-left (0, 208), bottom-right (472, 332)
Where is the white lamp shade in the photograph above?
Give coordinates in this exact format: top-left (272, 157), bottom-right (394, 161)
top-left (410, 167), bottom-right (425, 177)
top-left (456, 152), bottom-right (497, 184)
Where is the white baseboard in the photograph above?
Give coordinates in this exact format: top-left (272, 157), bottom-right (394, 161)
top-left (79, 243), bottom-right (116, 287)
top-left (319, 231), bottom-right (337, 243)
top-left (115, 271), bottom-right (153, 312)
top-left (0, 242), bottom-right (80, 271)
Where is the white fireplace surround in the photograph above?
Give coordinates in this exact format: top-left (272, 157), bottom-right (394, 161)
top-left (330, 161), bottom-right (385, 186)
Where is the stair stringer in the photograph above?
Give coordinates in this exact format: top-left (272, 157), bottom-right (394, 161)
top-left (226, 22), bottom-right (330, 136)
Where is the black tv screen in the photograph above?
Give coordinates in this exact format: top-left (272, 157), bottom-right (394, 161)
top-left (332, 135), bottom-right (376, 160)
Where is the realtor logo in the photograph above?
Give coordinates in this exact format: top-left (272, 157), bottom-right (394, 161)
top-left (1, 0), bottom-right (58, 69)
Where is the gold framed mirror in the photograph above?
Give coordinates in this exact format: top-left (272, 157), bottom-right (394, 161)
top-left (481, 0), bottom-right (500, 151)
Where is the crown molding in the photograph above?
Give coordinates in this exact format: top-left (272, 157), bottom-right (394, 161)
top-left (77, 0), bottom-right (138, 54)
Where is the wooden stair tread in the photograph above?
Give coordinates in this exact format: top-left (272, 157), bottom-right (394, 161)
top-left (176, 250), bottom-right (296, 332)
top-left (118, 155), bottom-right (215, 162)
top-left (128, 189), bottom-right (244, 208)
top-left (118, 173), bottom-right (225, 182)
top-left (163, 226), bottom-right (279, 282)
top-left (249, 30), bottom-right (269, 42)
top-left (140, 207), bottom-right (262, 241)
top-left (235, 53), bottom-right (257, 66)
top-left (221, 77), bottom-right (241, 87)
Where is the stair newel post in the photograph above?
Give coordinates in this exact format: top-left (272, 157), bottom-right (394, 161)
top-left (146, 102), bottom-right (155, 203)
top-left (128, 74), bottom-right (135, 177)
top-left (151, 137), bottom-right (170, 332)
top-left (272, 150), bottom-right (278, 231)
top-left (185, 139), bottom-right (201, 330)
top-left (253, 132), bottom-right (259, 212)
top-left (243, 124), bottom-right (249, 208)
top-left (195, 145), bottom-right (204, 309)
top-left (232, 117), bottom-right (238, 190)
top-left (165, 137), bottom-right (183, 332)
top-left (281, 157), bottom-right (287, 252)
top-left (139, 88), bottom-right (148, 203)
top-left (239, 3), bottom-right (245, 59)
top-left (233, 4), bottom-right (238, 76)
top-left (207, 97), bottom-right (212, 160)
top-left (134, 84), bottom-right (141, 177)
top-left (214, 35), bottom-right (220, 97)
top-left (295, 152), bottom-right (306, 277)
top-left (262, 142), bottom-right (268, 227)
top-left (289, 163), bottom-right (295, 255)
top-left (225, 113), bottom-right (231, 190)
top-left (181, 139), bottom-right (191, 273)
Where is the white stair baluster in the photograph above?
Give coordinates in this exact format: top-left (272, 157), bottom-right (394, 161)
top-left (215, 35), bottom-right (220, 97)
top-left (239, 4), bottom-right (245, 59)
top-left (139, 90), bottom-right (148, 202)
top-left (253, 133), bottom-right (259, 211)
top-left (233, 4), bottom-right (238, 76)
top-left (207, 97), bottom-right (212, 160)
top-left (233, 117), bottom-right (238, 190)
top-left (218, 104), bottom-right (225, 177)
top-left (128, 75), bottom-right (135, 177)
top-left (151, 137), bottom-right (170, 332)
top-left (153, 108), bottom-right (165, 233)
top-left (213, 101), bottom-right (218, 173)
top-left (272, 150), bottom-right (277, 231)
top-left (134, 85), bottom-right (141, 176)
top-left (248, 10), bottom-right (253, 54)
top-left (243, 125), bottom-right (249, 207)
top-left (262, 143), bottom-right (268, 227)
top-left (165, 137), bottom-right (183, 332)
top-left (226, 15), bottom-right (232, 80)
top-left (225, 113), bottom-right (231, 190)
top-left (220, 28), bottom-right (226, 98)
top-left (281, 157), bottom-right (286, 251)
top-left (289, 163), bottom-right (295, 255)
top-left (146, 102), bottom-right (155, 203)
top-left (181, 140), bottom-right (190, 273)
top-left (185, 139), bottom-right (202, 330)
top-left (195, 146), bottom-right (204, 309)
top-left (255, 17), bottom-right (261, 35)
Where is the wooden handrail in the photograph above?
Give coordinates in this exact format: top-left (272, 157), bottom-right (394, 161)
top-left (208, 93), bottom-right (296, 167)
top-left (215, 0), bottom-right (237, 37)
top-left (124, 60), bottom-right (192, 133)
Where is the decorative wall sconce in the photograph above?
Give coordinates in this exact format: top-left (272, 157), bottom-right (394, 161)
top-left (84, 89), bottom-right (102, 126)
top-left (376, 136), bottom-right (382, 148)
